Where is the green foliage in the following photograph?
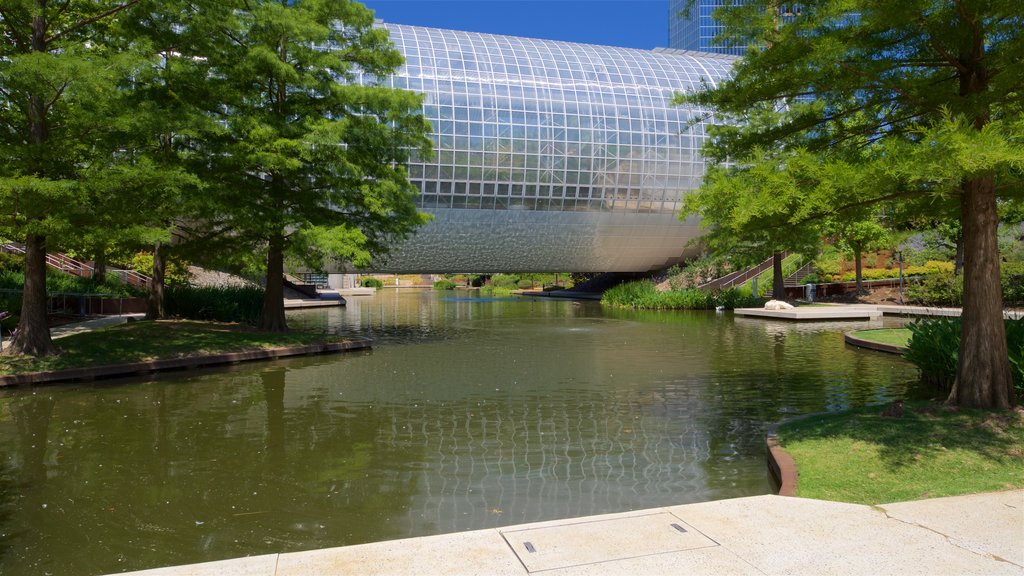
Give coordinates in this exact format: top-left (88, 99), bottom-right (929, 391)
top-left (433, 280), bottom-right (456, 290)
top-left (516, 279), bottom-right (535, 290)
top-left (489, 274), bottom-right (518, 289)
top-left (1003, 262), bottom-right (1024, 306)
top-left (905, 272), bottom-right (964, 307)
top-left (602, 280), bottom-right (764, 310)
top-left (0, 252), bottom-right (24, 274)
top-left (675, 0), bottom-right (1023, 405)
top-left (360, 278), bottom-right (384, 288)
top-left (904, 318), bottom-right (1024, 396)
top-left (0, 269), bottom-right (143, 297)
top-left (129, 252), bottom-right (191, 287)
top-left (165, 286), bottom-right (264, 325)
top-left (668, 254), bottom-right (736, 290)
top-left (829, 261), bottom-right (954, 283)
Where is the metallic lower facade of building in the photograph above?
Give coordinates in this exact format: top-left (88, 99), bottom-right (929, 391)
top-left (363, 23), bottom-right (735, 273)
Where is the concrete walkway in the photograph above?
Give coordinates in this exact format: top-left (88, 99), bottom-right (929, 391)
top-left (50, 313), bottom-right (146, 339)
top-left (736, 303), bottom-right (1023, 321)
top-left (121, 489), bottom-right (1023, 576)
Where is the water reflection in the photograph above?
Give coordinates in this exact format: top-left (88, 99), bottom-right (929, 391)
top-left (0, 290), bottom-right (920, 574)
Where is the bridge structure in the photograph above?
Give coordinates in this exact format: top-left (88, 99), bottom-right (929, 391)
top-left (339, 23), bottom-right (735, 274)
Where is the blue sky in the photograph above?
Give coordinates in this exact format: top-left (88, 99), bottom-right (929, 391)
top-left (360, 1), bottom-right (670, 49)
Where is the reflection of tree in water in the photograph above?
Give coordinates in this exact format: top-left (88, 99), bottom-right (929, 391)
top-left (0, 393), bottom-right (56, 569)
top-left (0, 374), bottom-right (428, 576)
top-left (690, 316), bottom-right (917, 498)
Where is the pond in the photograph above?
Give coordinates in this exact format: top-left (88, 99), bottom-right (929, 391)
top-left (0, 290), bottom-right (921, 575)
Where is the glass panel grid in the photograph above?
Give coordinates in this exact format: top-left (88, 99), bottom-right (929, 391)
top-left (379, 23), bottom-right (736, 216)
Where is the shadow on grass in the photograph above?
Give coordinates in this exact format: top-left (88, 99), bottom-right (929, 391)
top-left (0, 320), bottom-right (341, 375)
top-left (778, 402), bottom-right (1024, 472)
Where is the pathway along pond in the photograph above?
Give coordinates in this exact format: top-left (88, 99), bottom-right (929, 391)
top-left (0, 291), bottom-right (921, 575)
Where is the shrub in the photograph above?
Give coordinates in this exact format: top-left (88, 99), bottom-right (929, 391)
top-left (478, 285), bottom-right (516, 296)
top-left (668, 255), bottom-right (736, 290)
top-left (129, 252), bottom-right (191, 286)
top-left (360, 278), bottom-right (383, 288)
top-left (903, 318), bottom-right (961, 391)
top-left (904, 317), bottom-right (1024, 396)
top-left (433, 280), bottom-right (456, 290)
top-left (905, 272), bottom-right (963, 307)
top-left (1003, 261), bottom-right (1024, 306)
top-left (165, 285), bottom-right (264, 325)
top-left (0, 252), bottom-right (24, 273)
top-left (516, 279), bottom-right (534, 289)
top-left (490, 274), bottom-right (518, 289)
top-left (602, 281), bottom-right (764, 310)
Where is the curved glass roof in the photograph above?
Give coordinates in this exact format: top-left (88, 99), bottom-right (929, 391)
top-left (372, 23), bottom-right (736, 216)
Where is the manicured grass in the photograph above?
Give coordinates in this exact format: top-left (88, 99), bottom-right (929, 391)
top-left (777, 402), bottom-right (1024, 504)
top-left (0, 320), bottom-right (346, 376)
top-left (849, 328), bottom-right (912, 348)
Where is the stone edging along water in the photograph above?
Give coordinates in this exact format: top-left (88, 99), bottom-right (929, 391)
top-left (766, 422), bottom-right (799, 497)
top-left (0, 339), bottom-right (372, 387)
top-left (843, 332), bottom-right (907, 355)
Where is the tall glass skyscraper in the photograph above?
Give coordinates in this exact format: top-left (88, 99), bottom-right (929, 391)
top-left (358, 23), bottom-right (736, 273)
top-left (668, 0), bottom-right (748, 55)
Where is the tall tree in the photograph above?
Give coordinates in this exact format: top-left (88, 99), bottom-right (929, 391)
top-left (0, 1), bottom-right (154, 356)
top-left (680, 0), bottom-right (1024, 408)
top-left (189, 0), bottom-right (431, 331)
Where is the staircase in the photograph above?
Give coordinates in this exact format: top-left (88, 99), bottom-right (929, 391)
top-left (784, 262), bottom-right (816, 287)
top-left (0, 243), bottom-right (151, 289)
top-left (698, 251), bottom-right (790, 292)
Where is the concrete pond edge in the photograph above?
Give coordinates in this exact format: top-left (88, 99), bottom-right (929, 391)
top-left (843, 331), bottom-right (907, 355)
top-left (0, 339), bottom-right (372, 387)
top-left (766, 422), bottom-right (799, 497)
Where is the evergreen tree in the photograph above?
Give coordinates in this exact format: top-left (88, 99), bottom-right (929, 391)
top-left (184, 0), bottom-right (431, 331)
top-left (0, 1), bottom-right (171, 356)
top-left (679, 0), bottom-right (1024, 408)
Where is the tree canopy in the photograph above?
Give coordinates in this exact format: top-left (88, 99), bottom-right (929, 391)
top-left (0, 0), bottom-right (432, 346)
top-left (678, 0), bottom-right (1024, 408)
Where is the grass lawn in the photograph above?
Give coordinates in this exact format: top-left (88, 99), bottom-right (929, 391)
top-left (849, 328), bottom-right (912, 348)
top-left (777, 401), bottom-right (1024, 504)
top-left (0, 320), bottom-right (348, 376)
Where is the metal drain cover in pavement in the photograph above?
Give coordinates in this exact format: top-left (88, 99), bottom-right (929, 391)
top-left (499, 512), bottom-right (717, 572)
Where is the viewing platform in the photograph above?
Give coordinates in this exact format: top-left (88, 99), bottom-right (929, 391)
top-left (119, 489), bottom-right (1023, 575)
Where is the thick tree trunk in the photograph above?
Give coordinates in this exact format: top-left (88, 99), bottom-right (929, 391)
top-left (948, 176), bottom-right (1014, 409)
top-left (772, 251), bottom-right (785, 299)
top-left (147, 240), bottom-right (167, 320)
top-left (259, 236), bottom-right (288, 332)
top-left (6, 235), bottom-right (59, 357)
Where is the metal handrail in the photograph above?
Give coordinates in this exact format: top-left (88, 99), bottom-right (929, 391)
top-left (1, 242), bottom-right (151, 289)
top-left (699, 250), bottom-right (791, 291)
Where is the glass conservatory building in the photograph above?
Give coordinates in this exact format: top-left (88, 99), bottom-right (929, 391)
top-left (365, 23), bottom-right (736, 272)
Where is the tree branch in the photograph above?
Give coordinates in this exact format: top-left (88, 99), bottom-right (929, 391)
top-left (45, 0), bottom-right (142, 44)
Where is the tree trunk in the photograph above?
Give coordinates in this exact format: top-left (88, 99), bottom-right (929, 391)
top-left (92, 248), bottom-right (107, 284)
top-left (772, 251), bottom-right (785, 299)
top-left (948, 176), bottom-right (1014, 409)
top-left (6, 235), bottom-right (59, 357)
top-left (147, 240), bottom-right (167, 320)
top-left (854, 248), bottom-right (864, 293)
top-left (259, 235), bottom-right (288, 332)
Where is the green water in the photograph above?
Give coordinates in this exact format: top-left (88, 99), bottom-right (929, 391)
top-left (0, 291), bottom-right (919, 575)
